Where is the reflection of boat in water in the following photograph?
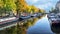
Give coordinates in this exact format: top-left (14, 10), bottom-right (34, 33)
top-left (51, 23), bottom-right (60, 33)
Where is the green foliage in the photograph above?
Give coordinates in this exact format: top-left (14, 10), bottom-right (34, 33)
top-left (3, 0), bottom-right (16, 11)
top-left (49, 8), bottom-right (58, 13)
top-left (0, 0), bottom-right (45, 16)
top-left (0, 0), bottom-right (45, 34)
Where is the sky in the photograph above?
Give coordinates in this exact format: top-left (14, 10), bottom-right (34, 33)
top-left (25, 0), bottom-right (59, 12)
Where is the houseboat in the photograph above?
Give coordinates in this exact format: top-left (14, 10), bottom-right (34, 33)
top-left (47, 13), bottom-right (60, 27)
top-left (0, 15), bottom-right (19, 28)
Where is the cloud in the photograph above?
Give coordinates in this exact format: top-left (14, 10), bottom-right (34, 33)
top-left (26, 0), bottom-right (59, 11)
top-left (36, 0), bottom-right (59, 11)
top-left (26, 0), bottom-right (39, 4)
top-left (32, 0), bottom-right (39, 3)
top-left (35, 2), bottom-right (53, 9)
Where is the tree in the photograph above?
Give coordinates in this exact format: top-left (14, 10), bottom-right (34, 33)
top-left (15, 0), bottom-right (28, 16)
top-left (30, 5), bottom-right (36, 14)
top-left (0, 0), bottom-right (4, 16)
top-left (3, 0), bottom-right (16, 15)
top-left (50, 8), bottom-right (58, 13)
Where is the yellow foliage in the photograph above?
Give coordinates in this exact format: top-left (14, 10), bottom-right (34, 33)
top-left (0, 0), bottom-right (4, 8)
top-left (40, 9), bottom-right (45, 13)
top-left (29, 5), bottom-right (39, 13)
top-left (15, 0), bottom-right (45, 14)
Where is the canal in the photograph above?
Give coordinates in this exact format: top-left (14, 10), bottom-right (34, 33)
top-left (0, 15), bottom-right (59, 34)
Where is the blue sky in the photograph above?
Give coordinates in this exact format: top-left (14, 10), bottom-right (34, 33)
top-left (25, 0), bottom-right (59, 12)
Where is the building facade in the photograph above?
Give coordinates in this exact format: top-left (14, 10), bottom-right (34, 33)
top-left (56, 0), bottom-right (60, 12)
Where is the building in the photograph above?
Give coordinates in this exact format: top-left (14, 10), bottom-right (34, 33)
top-left (56, 0), bottom-right (60, 12)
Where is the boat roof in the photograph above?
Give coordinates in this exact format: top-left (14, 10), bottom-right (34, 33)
top-left (0, 17), bottom-right (17, 22)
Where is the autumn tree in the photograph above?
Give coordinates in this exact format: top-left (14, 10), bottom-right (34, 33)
top-left (0, 0), bottom-right (4, 16)
top-left (29, 5), bottom-right (40, 14)
top-left (49, 8), bottom-right (58, 13)
top-left (2, 0), bottom-right (16, 16)
top-left (15, 0), bottom-right (28, 16)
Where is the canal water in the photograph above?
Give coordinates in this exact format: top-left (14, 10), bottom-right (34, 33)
top-left (27, 15), bottom-right (54, 34)
top-left (0, 15), bottom-right (59, 34)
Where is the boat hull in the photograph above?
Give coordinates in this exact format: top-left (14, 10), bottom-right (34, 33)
top-left (0, 17), bottom-right (19, 28)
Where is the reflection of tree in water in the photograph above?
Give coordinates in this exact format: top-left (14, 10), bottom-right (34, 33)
top-left (17, 18), bottom-right (39, 34)
top-left (0, 17), bottom-right (41, 34)
top-left (51, 23), bottom-right (60, 34)
top-left (16, 21), bottom-right (26, 34)
top-left (0, 30), bottom-right (6, 34)
top-left (22, 18), bottom-right (38, 29)
top-left (0, 26), bottom-right (17, 34)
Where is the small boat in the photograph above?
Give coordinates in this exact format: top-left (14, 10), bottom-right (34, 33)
top-left (19, 13), bottom-right (31, 20)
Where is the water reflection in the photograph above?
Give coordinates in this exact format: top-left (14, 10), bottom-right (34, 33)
top-left (51, 23), bottom-right (60, 34)
top-left (0, 16), bottom-right (41, 34)
top-left (16, 16), bottom-right (41, 34)
top-left (0, 15), bottom-right (59, 34)
top-left (27, 15), bottom-right (54, 34)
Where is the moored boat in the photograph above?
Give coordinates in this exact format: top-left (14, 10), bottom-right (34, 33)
top-left (0, 16), bottom-right (19, 28)
top-left (47, 13), bottom-right (60, 26)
